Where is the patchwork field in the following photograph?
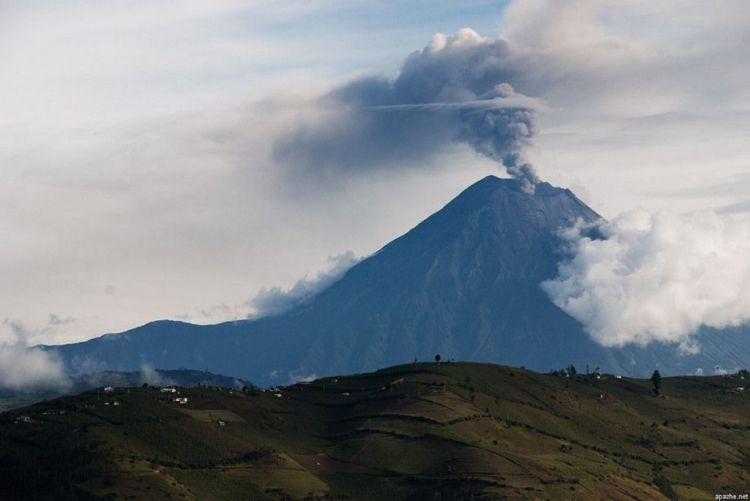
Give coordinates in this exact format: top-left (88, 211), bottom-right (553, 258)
top-left (1, 362), bottom-right (749, 499)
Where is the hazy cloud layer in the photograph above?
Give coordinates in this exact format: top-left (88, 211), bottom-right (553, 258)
top-left (543, 210), bottom-right (750, 351)
top-left (273, 28), bottom-right (542, 191)
top-left (248, 251), bottom-right (361, 318)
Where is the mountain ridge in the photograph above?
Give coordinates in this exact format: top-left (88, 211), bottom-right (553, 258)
top-left (46, 175), bottom-right (750, 384)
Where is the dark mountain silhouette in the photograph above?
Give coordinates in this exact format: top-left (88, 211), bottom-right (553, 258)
top-left (46, 176), bottom-right (750, 384)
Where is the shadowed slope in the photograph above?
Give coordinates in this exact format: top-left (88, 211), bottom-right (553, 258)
top-left (2, 362), bottom-right (749, 499)
top-left (48, 176), bottom-right (750, 384)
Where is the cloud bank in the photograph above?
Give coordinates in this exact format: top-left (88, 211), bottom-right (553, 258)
top-left (273, 28), bottom-right (541, 192)
top-left (248, 251), bottom-right (361, 318)
top-left (543, 210), bottom-right (750, 351)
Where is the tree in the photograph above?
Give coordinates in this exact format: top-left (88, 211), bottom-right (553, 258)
top-left (567, 365), bottom-right (577, 376)
top-left (434, 354), bottom-right (441, 363)
top-left (651, 370), bottom-right (662, 395)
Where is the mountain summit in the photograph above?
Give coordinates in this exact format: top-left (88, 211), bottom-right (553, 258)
top-left (50, 176), bottom-right (750, 384)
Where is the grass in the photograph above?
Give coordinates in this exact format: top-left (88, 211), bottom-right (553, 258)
top-left (1, 362), bottom-right (749, 499)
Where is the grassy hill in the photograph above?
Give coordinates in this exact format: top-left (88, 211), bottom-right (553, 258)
top-left (0, 369), bottom-right (253, 413)
top-left (1, 362), bottom-right (749, 500)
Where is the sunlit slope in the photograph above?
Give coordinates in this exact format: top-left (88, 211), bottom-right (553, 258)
top-left (2, 362), bottom-right (749, 500)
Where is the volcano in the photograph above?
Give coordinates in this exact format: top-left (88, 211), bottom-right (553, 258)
top-left (48, 176), bottom-right (750, 384)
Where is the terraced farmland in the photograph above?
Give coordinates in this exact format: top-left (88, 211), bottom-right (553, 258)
top-left (1, 363), bottom-right (749, 499)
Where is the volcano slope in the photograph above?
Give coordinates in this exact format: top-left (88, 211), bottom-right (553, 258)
top-left (1, 362), bottom-right (749, 500)
top-left (48, 176), bottom-right (750, 384)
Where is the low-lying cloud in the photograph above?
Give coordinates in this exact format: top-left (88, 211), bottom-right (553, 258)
top-left (543, 210), bottom-right (750, 351)
top-left (139, 364), bottom-right (175, 387)
top-left (248, 251), bottom-right (361, 318)
top-left (0, 316), bottom-right (72, 391)
top-left (0, 344), bottom-right (69, 391)
top-left (273, 28), bottom-right (542, 192)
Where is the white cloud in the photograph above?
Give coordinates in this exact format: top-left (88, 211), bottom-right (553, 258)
top-left (0, 345), bottom-right (69, 391)
top-left (139, 364), bottom-right (175, 387)
top-left (497, 0), bottom-right (750, 219)
top-left (0, 315), bottom-right (74, 391)
top-left (168, 250), bottom-right (364, 324)
top-left (500, 0), bottom-right (750, 114)
top-left (543, 210), bottom-right (750, 351)
top-left (248, 251), bottom-right (361, 318)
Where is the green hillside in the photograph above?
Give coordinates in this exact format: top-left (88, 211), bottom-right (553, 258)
top-left (0, 369), bottom-right (253, 413)
top-left (1, 363), bottom-right (749, 500)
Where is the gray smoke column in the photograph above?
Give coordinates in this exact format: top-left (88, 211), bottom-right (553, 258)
top-left (273, 29), bottom-right (541, 192)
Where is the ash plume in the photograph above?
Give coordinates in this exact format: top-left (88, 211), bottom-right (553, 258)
top-left (273, 29), bottom-right (541, 192)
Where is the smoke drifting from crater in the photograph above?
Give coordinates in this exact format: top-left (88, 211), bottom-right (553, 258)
top-left (273, 29), bottom-right (541, 192)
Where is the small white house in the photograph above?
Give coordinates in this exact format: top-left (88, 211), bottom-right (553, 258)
top-left (160, 387), bottom-right (177, 393)
top-left (103, 386), bottom-right (114, 393)
top-left (173, 397), bottom-right (188, 405)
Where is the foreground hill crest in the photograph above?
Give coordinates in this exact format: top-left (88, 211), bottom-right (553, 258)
top-left (3, 362), bottom-right (749, 499)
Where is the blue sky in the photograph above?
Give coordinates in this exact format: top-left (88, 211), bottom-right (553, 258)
top-left (1, 0), bottom-right (748, 347)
